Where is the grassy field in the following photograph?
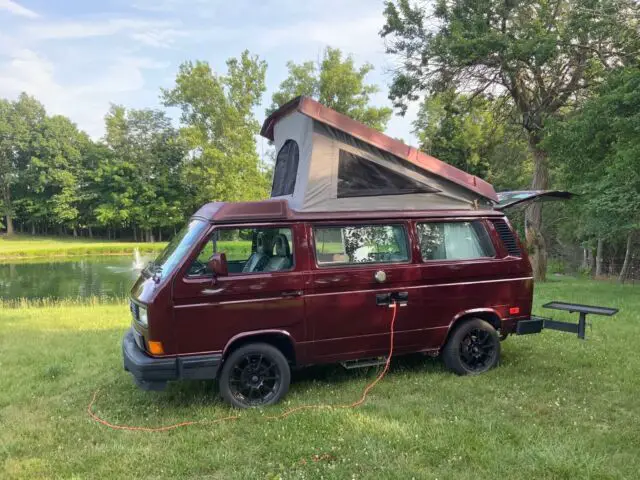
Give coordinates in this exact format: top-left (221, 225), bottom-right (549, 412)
top-left (0, 235), bottom-right (166, 261)
top-left (1, 278), bottom-right (639, 479)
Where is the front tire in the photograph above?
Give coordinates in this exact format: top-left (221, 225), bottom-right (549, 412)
top-left (443, 318), bottom-right (500, 375)
top-left (219, 343), bottom-right (290, 408)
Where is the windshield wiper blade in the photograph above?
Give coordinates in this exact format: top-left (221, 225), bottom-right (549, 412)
top-left (144, 261), bottom-right (162, 283)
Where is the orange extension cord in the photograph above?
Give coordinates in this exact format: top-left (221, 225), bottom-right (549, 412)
top-left (88, 303), bottom-right (398, 432)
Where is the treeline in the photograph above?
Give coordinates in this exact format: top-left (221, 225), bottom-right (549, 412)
top-left (383, 0), bottom-right (640, 282)
top-left (0, 48), bottom-right (390, 242)
top-left (0, 51), bottom-right (272, 241)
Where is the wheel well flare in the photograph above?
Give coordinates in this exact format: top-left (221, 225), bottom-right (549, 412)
top-left (224, 334), bottom-right (296, 365)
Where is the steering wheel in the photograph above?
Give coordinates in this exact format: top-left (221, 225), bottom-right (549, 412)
top-left (189, 260), bottom-right (208, 276)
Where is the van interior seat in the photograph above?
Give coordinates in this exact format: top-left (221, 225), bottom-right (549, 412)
top-left (263, 234), bottom-right (292, 272)
top-left (242, 233), bottom-right (269, 273)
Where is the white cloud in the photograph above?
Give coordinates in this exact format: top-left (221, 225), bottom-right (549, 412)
top-left (0, 46), bottom-right (165, 138)
top-left (0, 0), bottom-right (38, 19)
top-left (260, 14), bottom-right (385, 55)
top-left (24, 18), bottom-right (184, 45)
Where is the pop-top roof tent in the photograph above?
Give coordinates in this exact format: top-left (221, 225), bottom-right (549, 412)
top-left (260, 96), bottom-right (498, 212)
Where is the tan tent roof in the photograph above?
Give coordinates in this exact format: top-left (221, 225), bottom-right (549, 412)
top-left (261, 96), bottom-right (498, 203)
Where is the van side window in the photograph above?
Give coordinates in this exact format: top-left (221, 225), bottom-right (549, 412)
top-left (314, 224), bottom-right (409, 266)
top-left (190, 227), bottom-right (294, 275)
top-left (417, 221), bottom-right (495, 261)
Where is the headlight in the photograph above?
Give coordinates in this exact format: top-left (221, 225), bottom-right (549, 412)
top-left (138, 306), bottom-right (148, 327)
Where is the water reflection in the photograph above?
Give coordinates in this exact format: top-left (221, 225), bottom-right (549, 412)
top-left (0, 255), bottom-right (152, 301)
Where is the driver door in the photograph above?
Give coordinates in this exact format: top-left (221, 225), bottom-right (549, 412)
top-left (172, 223), bottom-right (306, 355)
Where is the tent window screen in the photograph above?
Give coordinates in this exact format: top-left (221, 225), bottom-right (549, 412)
top-left (314, 224), bottom-right (409, 266)
top-left (337, 150), bottom-right (439, 198)
top-left (417, 221), bottom-right (495, 261)
top-left (271, 140), bottom-right (299, 197)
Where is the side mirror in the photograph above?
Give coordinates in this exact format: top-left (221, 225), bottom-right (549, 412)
top-left (207, 253), bottom-right (228, 278)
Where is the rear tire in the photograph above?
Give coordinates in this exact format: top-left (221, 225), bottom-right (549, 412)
top-left (219, 343), bottom-right (290, 408)
top-left (443, 318), bottom-right (500, 375)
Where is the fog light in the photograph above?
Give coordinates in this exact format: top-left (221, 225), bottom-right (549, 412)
top-left (148, 341), bottom-right (164, 355)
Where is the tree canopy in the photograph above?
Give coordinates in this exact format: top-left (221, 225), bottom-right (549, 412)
top-left (413, 90), bottom-right (531, 189)
top-left (163, 50), bottom-right (270, 207)
top-left (545, 67), bottom-right (640, 281)
top-left (381, 0), bottom-right (640, 280)
top-left (270, 47), bottom-right (392, 132)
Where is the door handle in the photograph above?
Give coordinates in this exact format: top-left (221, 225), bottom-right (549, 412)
top-left (392, 291), bottom-right (409, 306)
top-left (376, 291), bottom-right (409, 307)
top-left (376, 293), bottom-right (391, 306)
top-left (281, 290), bottom-right (303, 298)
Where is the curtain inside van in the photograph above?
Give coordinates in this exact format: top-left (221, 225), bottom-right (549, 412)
top-left (443, 223), bottom-right (487, 260)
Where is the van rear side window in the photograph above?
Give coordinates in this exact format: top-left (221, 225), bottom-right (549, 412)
top-left (314, 224), bottom-right (409, 266)
top-left (417, 221), bottom-right (495, 261)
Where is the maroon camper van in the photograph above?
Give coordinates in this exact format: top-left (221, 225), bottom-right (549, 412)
top-left (122, 98), bottom-right (593, 408)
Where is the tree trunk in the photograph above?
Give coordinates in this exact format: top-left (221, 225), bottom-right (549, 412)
top-left (88, 226), bottom-right (93, 239)
top-left (133, 225), bottom-right (137, 242)
top-left (3, 187), bottom-right (14, 235)
top-left (525, 137), bottom-right (549, 281)
top-left (595, 238), bottom-right (604, 277)
top-left (581, 248), bottom-right (588, 270)
top-left (587, 248), bottom-right (595, 273)
top-left (158, 229), bottom-right (162, 242)
top-left (72, 227), bottom-right (78, 237)
top-left (148, 229), bottom-right (155, 243)
top-left (31, 223), bottom-right (35, 235)
top-left (618, 232), bottom-right (635, 284)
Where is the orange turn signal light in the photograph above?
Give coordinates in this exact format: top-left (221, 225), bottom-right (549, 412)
top-left (148, 341), bottom-right (165, 355)
top-left (509, 307), bottom-right (520, 315)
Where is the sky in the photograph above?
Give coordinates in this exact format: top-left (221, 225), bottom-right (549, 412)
top-left (0, 0), bottom-right (419, 148)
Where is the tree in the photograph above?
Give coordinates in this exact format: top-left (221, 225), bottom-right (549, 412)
top-left (0, 98), bottom-right (13, 233)
top-left (0, 94), bottom-right (47, 235)
top-left (162, 50), bottom-right (270, 208)
top-left (545, 67), bottom-right (640, 283)
top-left (99, 105), bottom-right (186, 241)
top-left (21, 115), bottom-right (88, 235)
top-left (381, 0), bottom-right (640, 280)
top-left (413, 91), bottom-right (531, 188)
top-left (270, 47), bottom-right (393, 132)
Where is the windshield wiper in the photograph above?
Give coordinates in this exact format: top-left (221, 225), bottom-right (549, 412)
top-left (143, 261), bottom-right (163, 283)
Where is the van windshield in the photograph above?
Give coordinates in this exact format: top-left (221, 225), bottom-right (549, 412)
top-left (151, 219), bottom-right (209, 277)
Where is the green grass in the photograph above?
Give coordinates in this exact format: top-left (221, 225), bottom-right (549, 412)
top-left (0, 235), bottom-right (167, 261)
top-left (2, 277), bottom-right (639, 479)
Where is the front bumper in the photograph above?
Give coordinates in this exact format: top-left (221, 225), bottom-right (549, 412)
top-left (122, 329), bottom-right (222, 390)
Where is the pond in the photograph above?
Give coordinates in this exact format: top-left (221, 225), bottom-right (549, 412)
top-left (0, 254), bottom-right (154, 301)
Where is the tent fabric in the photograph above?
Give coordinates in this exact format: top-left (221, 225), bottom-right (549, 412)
top-left (269, 105), bottom-right (495, 212)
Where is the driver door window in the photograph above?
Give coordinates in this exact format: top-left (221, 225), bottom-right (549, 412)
top-left (189, 226), bottom-right (294, 276)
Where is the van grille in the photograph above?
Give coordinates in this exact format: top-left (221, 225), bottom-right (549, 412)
top-left (492, 219), bottom-right (521, 257)
top-left (130, 301), bottom-right (139, 323)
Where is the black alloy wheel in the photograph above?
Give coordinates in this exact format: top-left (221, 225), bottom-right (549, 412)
top-left (219, 343), bottom-right (290, 408)
top-left (442, 318), bottom-right (500, 375)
